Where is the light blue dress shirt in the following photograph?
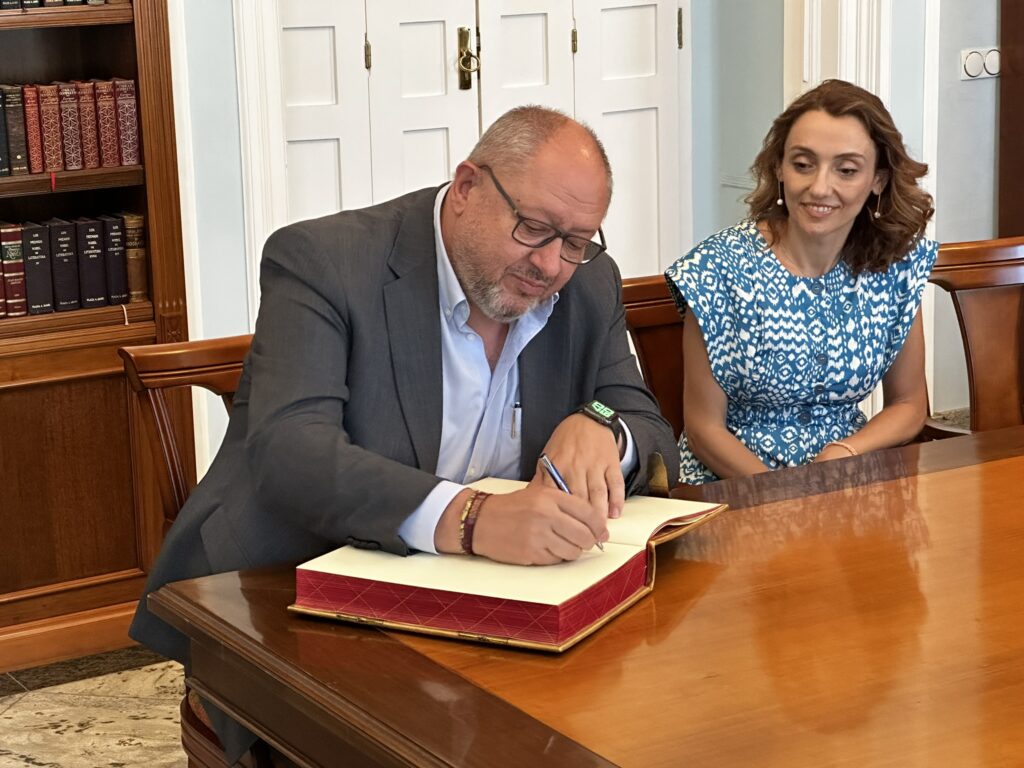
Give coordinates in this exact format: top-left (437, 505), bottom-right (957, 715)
top-left (397, 185), bottom-right (636, 553)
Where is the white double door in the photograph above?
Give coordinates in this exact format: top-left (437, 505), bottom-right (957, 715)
top-left (277, 0), bottom-right (685, 278)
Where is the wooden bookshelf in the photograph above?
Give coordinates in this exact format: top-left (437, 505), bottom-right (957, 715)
top-left (0, 4), bottom-right (133, 29)
top-left (0, 165), bottom-right (144, 198)
top-left (0, 1), bottom-right (191, 672)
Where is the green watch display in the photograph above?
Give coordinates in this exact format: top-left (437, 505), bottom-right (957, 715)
top-left (577, 400), bottom-right (626, 450)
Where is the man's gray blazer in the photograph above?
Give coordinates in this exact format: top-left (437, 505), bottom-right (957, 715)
top-left (130, 185), bottom-right (678, 666)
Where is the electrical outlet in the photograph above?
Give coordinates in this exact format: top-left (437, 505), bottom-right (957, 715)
top-left (961, 47), bottom-right (1000, 80)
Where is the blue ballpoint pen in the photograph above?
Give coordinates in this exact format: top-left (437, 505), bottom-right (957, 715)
top-left (539, 453), bottom-right (605, 551)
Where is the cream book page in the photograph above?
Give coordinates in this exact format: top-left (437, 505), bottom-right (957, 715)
top-left (469, 478), bottom-right (720, 547)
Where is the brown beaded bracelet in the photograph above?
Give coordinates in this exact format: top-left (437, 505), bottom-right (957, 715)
top-left (826, 440), bottom-right (858, 457)
top-left (460, 491), bottom-right (490, 555)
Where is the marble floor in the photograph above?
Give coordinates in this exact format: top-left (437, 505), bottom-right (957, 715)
top-left (0, 647), bottom-right (186, 768)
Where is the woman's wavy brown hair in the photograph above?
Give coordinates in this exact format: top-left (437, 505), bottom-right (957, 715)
top-left (747, 79), bottom-right (934, 274)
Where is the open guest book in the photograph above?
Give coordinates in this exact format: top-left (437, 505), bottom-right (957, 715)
top-left (290, 479), bottom-right (725, 652)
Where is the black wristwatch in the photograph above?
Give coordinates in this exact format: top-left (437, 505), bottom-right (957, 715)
top-left (576, 400), bottom-right (626, 455)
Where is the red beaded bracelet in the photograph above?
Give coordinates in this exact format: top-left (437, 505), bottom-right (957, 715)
top-left (459, 491), bottom-right (490, 555)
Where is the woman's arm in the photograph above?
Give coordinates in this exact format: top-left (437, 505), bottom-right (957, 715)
top-left (682, 311), bottom-right (771, 478)
top-left (814, 309), bottom-right (929, 462)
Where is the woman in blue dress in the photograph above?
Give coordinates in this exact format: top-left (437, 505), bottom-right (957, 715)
top-left (665, 79), bottom-right (936, 484)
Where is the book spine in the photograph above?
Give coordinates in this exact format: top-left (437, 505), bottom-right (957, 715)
top-left (122, 212), bottom-right (148, 302)
top-left (86, 0), bottom-right (106, 4)
top-left (0, 90), bottom-right (8, 177)
top-left (47, 220), bottom-right (80, 311)
top-left (56, 82), bottom-right (83, 171)
top-left (20, 1), bottom-right (43, 8)
top-left (64, 0), bottom-right (87, 4)
top-left (92, 80), bottom-right (120, 168)
top-left (112, 78), bottom-right (139, 165)
top-left (42, 0), bottom-right (64, 6)
top-left (75, 218), bottom-right (107, 308)
top-left (1, 85), bottom-right (29, 176)
top-left (22, 223), bottom-right (54, 315)
top-left (22, 85), bottom-right (45, 174)
top-left (37, 84), bottom-right (64, 172)
top-left (0, 223), bottom-right (27, 317)
top-left (98, 215), bottom-right (128, 304)
top-left (74, 81), bottom-right (100, 169)
top-left (0, 1), bottom-right (23, 10)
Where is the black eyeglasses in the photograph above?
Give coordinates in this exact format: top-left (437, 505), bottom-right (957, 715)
top-left (478, 165), bottom-right (607, 265)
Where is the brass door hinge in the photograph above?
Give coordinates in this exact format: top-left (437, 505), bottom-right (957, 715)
top-left (677, 8), bottom-right (683, 49)
top-left (364, 35), bottom-right (372, 70)
top-left (571, 26), bottom-right (578, 54)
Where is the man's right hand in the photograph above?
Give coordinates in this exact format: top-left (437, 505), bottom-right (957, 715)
top-left (435, 484), bottom-right (609, 565)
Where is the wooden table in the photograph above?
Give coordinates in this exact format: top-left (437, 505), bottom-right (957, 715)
top-left (151, 428), bottom-right (1024, 767)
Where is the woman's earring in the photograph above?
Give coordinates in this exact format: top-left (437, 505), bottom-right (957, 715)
top-left (873, 192), bottom-right (883, 219)
top-left (776, 180), bottom-right (784, 207)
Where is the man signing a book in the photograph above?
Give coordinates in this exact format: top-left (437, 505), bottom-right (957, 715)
top-left (131, 105), bottom-right (678, 763)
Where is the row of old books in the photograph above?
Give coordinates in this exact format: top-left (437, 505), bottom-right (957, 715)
top-left (0, 1), bottom-right (112, 8)
top-left (0, 78), bottom-right (139, 177)
top-left (0, 213), bottom-right (146, 318)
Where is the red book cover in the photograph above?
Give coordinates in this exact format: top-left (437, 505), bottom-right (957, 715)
top-left (55, 82), bottom-right (83, 171)
top-left (92, 79), bottom-right (120, 168)
top-left (0, 222), bottom-right (27, 318)
top-left (75, 81), bottom-right (101, 170)
top-left (112, 77), bottom-right (139, 166)
top-left (290, 483), bottom-right (724, 652)
top-left (21, 85), bottom-right (44, 175)
top-left (37, 84), bottom-right (64, 173)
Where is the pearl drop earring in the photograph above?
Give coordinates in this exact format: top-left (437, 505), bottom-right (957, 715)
top-left (776, 180), bottom-right (784, 207)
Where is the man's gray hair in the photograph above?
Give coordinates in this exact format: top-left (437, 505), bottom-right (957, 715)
top-left (467, 105), bottom-right (613, 197)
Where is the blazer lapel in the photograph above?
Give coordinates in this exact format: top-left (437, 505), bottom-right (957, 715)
top-left (383, 188), bottom-right (444, 473)
top-left (518, 292), bottom-right (574, 477)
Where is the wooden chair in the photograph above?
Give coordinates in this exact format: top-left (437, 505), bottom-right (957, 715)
top-left (929, 236), bottom-right (1024, 432)
top-left (119, 334), bottom-right (254, 768)
top-left (622, 275), bottom-right (685, 439)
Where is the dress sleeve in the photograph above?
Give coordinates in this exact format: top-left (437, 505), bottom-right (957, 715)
top-left (663, 231), bottom-right (738, 369)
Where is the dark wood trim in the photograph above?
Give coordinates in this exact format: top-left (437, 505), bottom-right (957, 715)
top-left (0, 166), bottom-right (144, 199)
top-left (1000, 0), bottom-right (1024, 235)
top-left (0, 3), bottom-right (133, 30)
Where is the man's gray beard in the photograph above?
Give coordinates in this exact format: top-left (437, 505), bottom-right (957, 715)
top-left (453, 252), bottom-right (549, 323)
top-left (462, 273), bottom-right (538, 323)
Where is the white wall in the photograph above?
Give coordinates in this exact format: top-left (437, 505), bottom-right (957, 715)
top-left (176, 0), bottom-right (252, 467)
top-left (931, 0), bottom-right (999, 412)
top-left (691, 0), bottom-right (785, 245)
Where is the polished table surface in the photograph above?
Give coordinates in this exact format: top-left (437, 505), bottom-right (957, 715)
top-left (151, 427), bottom-right (1024, 767)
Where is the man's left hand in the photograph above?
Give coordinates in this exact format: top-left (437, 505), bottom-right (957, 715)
top-left (536, 413), bottom-right (626, 519)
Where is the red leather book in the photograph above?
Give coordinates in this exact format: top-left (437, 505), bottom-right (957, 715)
top-left (55, 81), bottom-right (84, 171)
top-left (21, 85), bottom-right (45, 175)
top-left (112, 77), bottom-right (139, 166)
top-left (74, 80), bottom-right (101, 170)
top-left (92, 79), bottom-right (120, 168)
top-left (0, 222), bottom-right (27, 318)
top-left (291, 479), bottom-right (723, 651)
top-left (37, 83), bottom-right (64, 173)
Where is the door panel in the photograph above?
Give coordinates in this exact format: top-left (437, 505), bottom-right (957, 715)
top-left (478, 1), bottom-right (575, 126)
top-left (573, 0), bottom-right (680, 277)
top-left (366, 1), bottom-right (480, 202)
top-left (278, 0), bottom-right (373, 220)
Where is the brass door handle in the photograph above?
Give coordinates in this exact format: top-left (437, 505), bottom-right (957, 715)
top-left (457, 26), bottom-right (478, 89)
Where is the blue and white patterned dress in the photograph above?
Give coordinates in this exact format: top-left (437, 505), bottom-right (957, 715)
top-left (664, 220), bottom-right (938, 484)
